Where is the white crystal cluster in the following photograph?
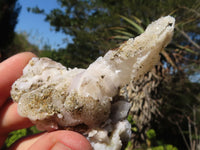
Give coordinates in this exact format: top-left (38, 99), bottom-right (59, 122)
top-left (11, 16), bottom-right (175, 150)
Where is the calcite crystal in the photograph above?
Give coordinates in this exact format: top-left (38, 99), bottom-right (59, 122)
top-left (11, 16), bottom-right (175, 149)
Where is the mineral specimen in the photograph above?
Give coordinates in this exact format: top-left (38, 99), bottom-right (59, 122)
top-left (11, 16), bottom-right (175, 150)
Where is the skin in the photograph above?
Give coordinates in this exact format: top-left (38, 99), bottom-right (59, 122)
top-left (0, 52), bottom-right (92, 150)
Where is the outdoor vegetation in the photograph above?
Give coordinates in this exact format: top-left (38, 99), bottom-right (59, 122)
top-left (0, 0), bottom-right (200, 149)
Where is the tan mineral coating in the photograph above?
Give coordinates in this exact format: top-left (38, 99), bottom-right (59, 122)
top-left (11, 16), bottom-right (175, 150)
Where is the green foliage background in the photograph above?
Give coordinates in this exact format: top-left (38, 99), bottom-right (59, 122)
top-left (0, 0), bottom-right (200, 149)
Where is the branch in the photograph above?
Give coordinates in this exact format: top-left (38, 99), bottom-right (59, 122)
top-left (161, 50), bottom-right (177, 69)
top-left (176, 121), bottom-right (191, 150)
top-left (188, 116), bottom-right (193, 150)
top-left (179, 6), bottom-right (200, 18)
top-left (193, 105), bottom-right (199, 149)
top-left (176, 27), bottom-right (200, 50)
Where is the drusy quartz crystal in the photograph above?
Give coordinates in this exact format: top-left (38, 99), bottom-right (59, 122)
top-left (11, 16), bottom-right (175, 150)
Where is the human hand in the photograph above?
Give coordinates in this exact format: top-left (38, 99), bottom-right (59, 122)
top-left (0, 52), bottom-right (92, 150)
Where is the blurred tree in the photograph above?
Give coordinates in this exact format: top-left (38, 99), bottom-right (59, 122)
top-left (25, 0), bottom-right (200, 149)
top-left (29, 0), bottom-right (200, 69)
top-left (0, 0), bottom-right (21, 61)
top-left (110, 1), bottom-right (200, 149)
top-left (28, 0), bottom-right (132, 67)
top-left (2, 32), bottom-right (40, 59)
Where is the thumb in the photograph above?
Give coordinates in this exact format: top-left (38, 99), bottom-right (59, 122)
top-left (11, 130), bottom-right (92, 150)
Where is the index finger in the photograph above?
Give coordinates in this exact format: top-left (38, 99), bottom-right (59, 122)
top-left (0, 52), bottom-right (36, 107)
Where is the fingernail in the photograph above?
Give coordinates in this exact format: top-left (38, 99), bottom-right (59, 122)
top-left (51, 142), bottom-right (72, 150)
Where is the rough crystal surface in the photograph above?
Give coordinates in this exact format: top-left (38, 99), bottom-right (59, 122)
top-left (11, 16), bottom-right (175, 150)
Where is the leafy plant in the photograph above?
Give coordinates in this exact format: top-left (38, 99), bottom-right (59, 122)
top-left (146, 129), bottom-right (156, 140)
top-left (4, 129), bottom-right (27, 147)
top-left (3, 126), bottom-right (41, 148)
top-left (111, 15), bottom-right (144, 41)
top-left (150, 145), bottom-right (178, 150)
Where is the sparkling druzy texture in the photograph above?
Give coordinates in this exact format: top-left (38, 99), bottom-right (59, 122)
top-left (11, 16), bottom-right (175, 149)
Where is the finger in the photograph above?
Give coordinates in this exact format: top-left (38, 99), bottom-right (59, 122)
top-left (0, 52), bottom-right (36, 107)
top-left (0, 101), bottom-right (33, 148)
top-left (11, 131), bottom-right (92, 150)
top-left (0, 102), bottom-right (33, 134)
